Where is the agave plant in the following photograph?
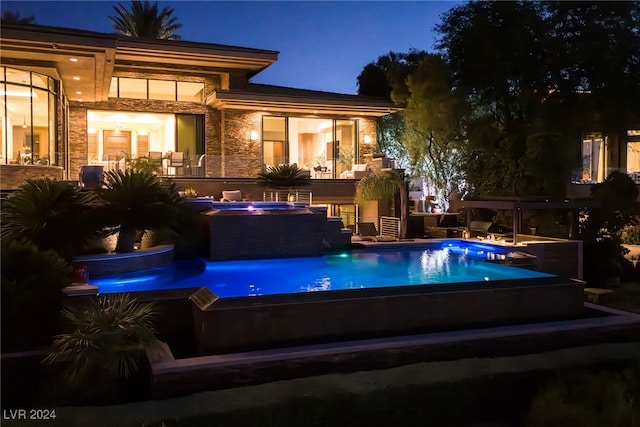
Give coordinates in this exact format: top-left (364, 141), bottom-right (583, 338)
top-left (99, 169), bottom-right (184, 253)
top-left (355, 169), bottom-right (409, 239)
top-left (0, 179), bottom-right (105, 260)
top-left (257, 164), bottom-right (311, 189)
top-left (45, 294), bottom-right (160, 387)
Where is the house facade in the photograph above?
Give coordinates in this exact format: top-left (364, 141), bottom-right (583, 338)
top-left (0, 24), bottom-right (395, 189)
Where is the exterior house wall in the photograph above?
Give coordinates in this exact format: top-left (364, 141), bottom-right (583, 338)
top-left (358, 118), bottom-right (377, 162)
top-left (68, 103), bottom-right (89, 180)
top-left (222, 113), bottom-right (380, 178)
top-left (221, 110), bottom-right (263, 177)
top-left (66, 73), bottom-right (222, 179)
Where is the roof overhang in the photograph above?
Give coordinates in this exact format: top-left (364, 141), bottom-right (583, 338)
top-left (113, 38), bottom-right (278, 77)
top-left (0, 25), bottom-right (116, 102)
top-left (1, 24), bottom-right (279, 102)
top-left (208, 88), bottom-right (399, 117)
top-left (454, 197), bottom-right (601, 211)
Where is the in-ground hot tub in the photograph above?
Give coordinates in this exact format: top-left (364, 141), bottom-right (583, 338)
top-left (203, 201), bottom-right (327, 260)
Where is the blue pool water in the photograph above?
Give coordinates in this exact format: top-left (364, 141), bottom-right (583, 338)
top-left (94, 240), bottom-right (554, 297)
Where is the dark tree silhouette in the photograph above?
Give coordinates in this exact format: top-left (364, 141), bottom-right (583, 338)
top-left (109, 0), bottom-right (182, 40)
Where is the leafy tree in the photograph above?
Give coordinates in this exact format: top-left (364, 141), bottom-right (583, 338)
top-left (1, 10), bottom-right (35, 24)
top-left (357, 50), bottom-right (428, 101)
top-left (580, 171), bottom-right (640, 285)
top-left (397, 54), bottom-right (467, 209)
top-left (357, 50), bottom-right (429, 168)
top-left (435, 1), bottom-right (640, 198)
top-left (110, 0), bottom-right (182, 40)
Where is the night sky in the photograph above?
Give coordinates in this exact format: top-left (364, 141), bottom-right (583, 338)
top-left (1, 1), bottom-right (460, 94)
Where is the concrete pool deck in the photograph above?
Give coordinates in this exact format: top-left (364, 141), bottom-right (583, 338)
top-left (150, 302), bottom-right (640, 399)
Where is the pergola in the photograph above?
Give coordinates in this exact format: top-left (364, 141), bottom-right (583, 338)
top-left (454, 197), bottom-right (601, 244)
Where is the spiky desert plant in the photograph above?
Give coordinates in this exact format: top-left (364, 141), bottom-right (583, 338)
top-left (45, 294), bottom-right (160, 385)
top-left (99, 169), bottom-right (184, 252)
top-left (0, 178), bottom-right (104, 260)
top-left (257, 164), bottom-right (311, 189)
top-left (355, 169), bottom-right (409, 239)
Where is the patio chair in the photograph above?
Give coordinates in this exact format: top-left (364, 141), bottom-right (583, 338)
top-left (221, 190), bottom-right (244, 202)
top-left (168, 151), bottom-right (184, 175)
top-left (148, 151), bottom-right (163, 174)
top-left (357, 222), bottom-right (397, 242)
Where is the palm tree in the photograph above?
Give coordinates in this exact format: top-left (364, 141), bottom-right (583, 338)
top-left (99, 169), bottom-right (184, 253)
top-left (1, 11), bottom-right (36, 25)
top-left (109, 0), bottom-right (182, 40)
top-left (45, 294), bottom-right (160, 402)
top-left (257, 164), bottom-right (311, 189)
top-left (355, 170), bottom-right (409, 239)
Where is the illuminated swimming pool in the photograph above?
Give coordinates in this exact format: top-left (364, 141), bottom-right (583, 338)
top-left (93, 240), bottom-right (553, 296)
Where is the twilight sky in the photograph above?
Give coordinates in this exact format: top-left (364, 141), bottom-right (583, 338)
top-left (1, 1), bottom-right (461, 94)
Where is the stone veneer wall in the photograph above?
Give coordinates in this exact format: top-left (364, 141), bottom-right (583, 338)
top-left (222, 113), bottom-right (380, 177)
top-left (67, 73), bottom-right (221, 179)
top-left (222, 110), bottom-right (263, 177)
top-left (358, 117), bottom-right (377, 162)
top-left (0, 165), bottom-right (64, 189)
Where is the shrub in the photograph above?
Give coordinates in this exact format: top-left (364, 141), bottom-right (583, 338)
top-left (1, 238), bottom-right (71, 350)
top-left (527, 364), bottom-right (640, 427)
top-left (45, 294), bottom-right (160, 403)
top-left (0, 179), bottom-right (104, 260)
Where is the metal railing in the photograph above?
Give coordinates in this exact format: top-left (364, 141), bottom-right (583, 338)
top-left (263, 189), bottom-right (313, 205)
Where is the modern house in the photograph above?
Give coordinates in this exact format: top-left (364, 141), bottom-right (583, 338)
top-left (0, 23), bottom-right (399, 228)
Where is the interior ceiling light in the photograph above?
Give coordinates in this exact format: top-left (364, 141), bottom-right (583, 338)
top-left (70, 58), bottom-right (78, 62)
top-left (22, 116), bottom-right (27, 128)
top-left (73, 76), bottom-right (80, 81)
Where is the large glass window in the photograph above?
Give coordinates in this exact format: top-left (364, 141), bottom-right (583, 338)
top-left (626, 130), bottom-right (640, 175)
top-left (87, 110), bottom-right (204, 174)
top-left (1, 67), bottom-right (57, 165)
top-left (262, 116), bottom-right (286, 168)
top-left (149, 79), bottom-right (176, 101)
top-left (108, 77), bottom-right (204, 103)
top-left (118, 78), bottom-right (147, 99)
top-left (262, 116), bottom-right (358, 178)
top-left (582, 133), bottom-right (607, 183)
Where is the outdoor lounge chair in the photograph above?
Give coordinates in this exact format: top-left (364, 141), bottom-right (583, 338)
top-left (221, 190), bottom-right (244, 202)
top-left (357, 222), bottom-right (398, 242)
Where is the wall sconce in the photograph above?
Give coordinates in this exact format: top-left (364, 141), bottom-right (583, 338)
top-left (250, 130), bottom-right (258, 141)
top-left (363, 135), bottom-right (372, 145)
